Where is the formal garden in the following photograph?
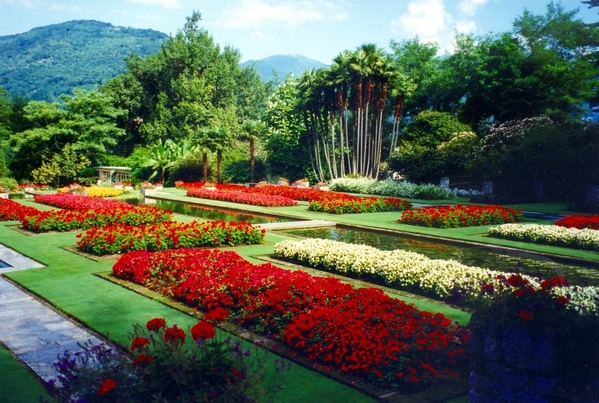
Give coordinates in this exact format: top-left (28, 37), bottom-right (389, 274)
top-left (0, 177), bottom-right (597, 402)
top-left (1, 3), bottom-right (599, 402)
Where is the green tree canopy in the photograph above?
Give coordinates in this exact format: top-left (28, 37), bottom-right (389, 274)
top-left (8, 88), bottom-right (125, 180)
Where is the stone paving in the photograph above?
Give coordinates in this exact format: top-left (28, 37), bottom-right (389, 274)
top-left (0, 244), bottom-right (102, 382)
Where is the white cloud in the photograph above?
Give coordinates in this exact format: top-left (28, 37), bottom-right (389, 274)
top-left (124, 0), bottom-right (182, 9)
top-left (455, 19), bottom-right (477, 33)
top-left (221, 0), bottom-right (348, 29)
top-left (391, 0), bottom-right (453, 44)
top-left (457, 0), bottom-right (488, 17)
top-left (3, 0), bottom-right (36, 7)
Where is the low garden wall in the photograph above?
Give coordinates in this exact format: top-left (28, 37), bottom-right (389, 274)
top-left (469, 314), bottom-right (599, 403)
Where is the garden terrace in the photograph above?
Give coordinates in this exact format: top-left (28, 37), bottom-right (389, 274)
top-left (2, 189), bottom-right (599, 403)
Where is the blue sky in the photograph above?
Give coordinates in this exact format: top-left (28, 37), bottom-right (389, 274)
top-left (1, 0), bottom-right (597, 63)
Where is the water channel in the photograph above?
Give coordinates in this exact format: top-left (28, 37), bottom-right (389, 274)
top-left (280, 226), bottom-right (599, 286)
top-left (135, 198), bottom-right (295, 224)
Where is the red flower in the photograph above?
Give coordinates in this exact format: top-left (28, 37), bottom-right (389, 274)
top-left (146, 317), bottom-right (167, 332)
top-left (507, 274), bottom-right (528, 288)
top-left (164, 325), bottom-right (186, 344)
top-left (512, 289), bottom-right (525, 297)
top-left (191, 320), bottom-right (216, 341)
top-left (204, 307), bottom-right (229, 323)
top-left (132, 353), bottom-right (154, 366)
top-left (551, 276), bottom-right (568, 287)
top-left (97, 378), bottom-right (117, 396)
top-left (519, 310), bottom-right (535, 321)
top-left (555, 296), bottom-right (569, 306)
top-left (130, 336), bottom-right (150, 351)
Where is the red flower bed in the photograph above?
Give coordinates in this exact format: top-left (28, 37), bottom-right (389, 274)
top-left (178, 182), bottom-right (411, 214)
top-left (34, 193), bottom-right (133, 211)
top-left (112, 248), bottom-right (469, 391)
top-left (308, 194), bottom-right (411, 214)
top-left (77, 220), bottom-right (265, 255)
top-left (554, 215), bottom-right (599, 230)
top-left (186, 188), bottom-right (298, 207)
top-left (0, 198), bottom-right (41, 221)
top-left (400, 204), bottom-right (522, 228)
top-left (20, 193), bottom-right (172, 232)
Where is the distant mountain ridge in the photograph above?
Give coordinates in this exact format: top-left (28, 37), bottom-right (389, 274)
top-left (0, 20), bottom-right (328, 100)
top-left (0, 20), bottom-right (168, 100)
top-left (241, 54), bottom-right (329, 82)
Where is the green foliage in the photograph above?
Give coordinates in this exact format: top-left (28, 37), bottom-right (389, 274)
top-left (389, 111), bottom-right (474, 183)
top-left (477, 120), bottom-right (599, 204)
top-left (401, 111), bottom-right (471, 147)
top-left (0, 177), bottom-right (17, 191)
top-left (329, 177), bottom-right (457, 200)
top-left (8, 89), bottom-right (125, 180)
top-left (264, 75), bottom-right (311, 180)
top-left (30, 144), bottom-right (90, 187)
top-left (0, 20), bottom-right (167, 101)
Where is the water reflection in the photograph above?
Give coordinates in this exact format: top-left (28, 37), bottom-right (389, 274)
top-left (136, 198), bottom-right (295, 224)
top-left (282, 227), bottom-right (599, 286)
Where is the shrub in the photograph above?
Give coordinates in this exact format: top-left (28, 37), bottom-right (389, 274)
top-left (46, 316), bottom-right (289, 403)
top-left (0, 177), bottom-right (18, 191)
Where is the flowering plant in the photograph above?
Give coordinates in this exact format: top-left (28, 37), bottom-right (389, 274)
top-left (112, 248), bottom-right (469, 392)
top-left (400, 204), bottom-right (522, 228)
top-left (555, 214), bottom-right (599, 230)
top-left (20, 194), bottom-right (172, 232)
top-left (474, 274), bottom-right (599, 335)
top-left (77, 219), bottom-right (265, 255)
top-left (187, 188), bottom-right (298, 207)
top-left (0, 198), bottom-right (40, 221)
top-left (46, 315), bottom-right (289, 403)
top-left (140, 181), bottom-right (155, 190)
top-left (488, 223), bottom-right (599, 251)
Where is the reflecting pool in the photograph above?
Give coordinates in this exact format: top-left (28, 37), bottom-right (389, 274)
top-left (281, 226), bottom-right (599, 286)
top-left (135, 198), bottom-right (296, 224)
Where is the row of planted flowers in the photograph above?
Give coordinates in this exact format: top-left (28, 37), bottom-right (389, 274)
top-left (76, 220), bottom-right (265, 255)
top-left (186, 188), bottom-right (298, 207)
top-left (112, 248), bottom-right (470, 391)
top-left (399, 204), bottom-right (523, 228)
top-left (554, 214), bottom-right (599, 230)
top-left (0, 198), bottom-right (40, 221)
top-left (272, 238), bottom-right (599, 315)
top-left (488, 223), bottom-right (599, 252)
top-left (24, 194), bottom-right (172, 232)
top-left (181, 182), bottom-right (412, 214)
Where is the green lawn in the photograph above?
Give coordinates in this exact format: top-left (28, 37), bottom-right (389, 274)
top-left (2, 189), bottom-right (596, 402)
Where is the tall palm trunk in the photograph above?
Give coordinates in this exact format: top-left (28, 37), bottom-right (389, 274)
top-left (202, 152), bottom-right (208, 182)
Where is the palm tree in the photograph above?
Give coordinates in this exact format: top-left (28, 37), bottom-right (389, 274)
top-left (241, 120), bottom-right (266, 183)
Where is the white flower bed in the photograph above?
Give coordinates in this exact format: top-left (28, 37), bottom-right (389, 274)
top-left (273, 238), bottom-right (599, 315)
top-left (488, 224), bottom-right (599, 252)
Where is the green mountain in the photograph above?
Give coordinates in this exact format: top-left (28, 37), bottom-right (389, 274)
top-left (241, 54), bottom-right (328, 82)
top-left (0, 20), bottom-right (168, 100)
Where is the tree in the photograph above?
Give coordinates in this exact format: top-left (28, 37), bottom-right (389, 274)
top-left (30, 144), bottom-right (90, 187)
top-left (241, 120), bottom-right (267, 183)
top-left (512, 2), bottom-right (599, 121)
top-left (293, 44), bottom-right (405, 180)
top-left (8, 89), bottom-right (124, 180)
top-left (389, 111), bottom-right (472, 183)
top-left (264, 75), bottom-right (311, 181)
